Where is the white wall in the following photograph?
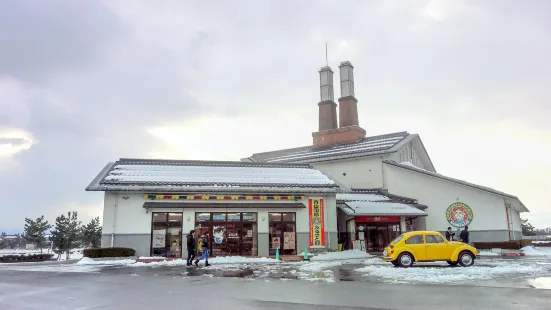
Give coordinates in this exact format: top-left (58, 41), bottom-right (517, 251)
top-left (384, 165), bottom-right (510, 232)
top-left (510, 206), bottom-right (522, 236)
top-left (312, 156), bottom-right (387, 189)
top-left (102, 193), bottom-right (337, 235)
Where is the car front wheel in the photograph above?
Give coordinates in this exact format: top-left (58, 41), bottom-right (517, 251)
top-left (458, 251), bottom-right (474, 267)
top-left (398, 253), bottom-right (414, 268)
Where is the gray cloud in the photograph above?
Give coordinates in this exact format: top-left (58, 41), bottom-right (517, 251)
top-left (0, 0), bottom-right (550, 231)
top-left (0, 0), bottom-right (126, 82)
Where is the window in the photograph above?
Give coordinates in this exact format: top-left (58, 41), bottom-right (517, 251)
top-left (405, 235), bottom-right (424, 245)
top-left (426, 235), bottom-right (445, 244)
top-left (391, 234), bottom-right (404, 244)
top-left (150, 212), bottom-right (182, 258)
top-left (193, 212), bottom-right (258, 256)
top-left (269, 212), bottom-right (296, 255)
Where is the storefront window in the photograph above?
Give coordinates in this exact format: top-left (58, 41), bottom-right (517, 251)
top-left (194, 212), bottom-right (257, 256)
top-left (269, 212), bottom-right (296, 255)
top-left (150, 212), bottom-right (182, 258)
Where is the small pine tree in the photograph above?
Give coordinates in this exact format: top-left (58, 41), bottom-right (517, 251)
top-left (0, 232), bottom-right (6, 249)
top-left (50, 214), bottom-right (69, 259)
top-left (23, 215), bottom-right (52, 253)
top-left (50, 211), bottom-right (83, 259)
top-left (81, 217), bottom-right (102, 248)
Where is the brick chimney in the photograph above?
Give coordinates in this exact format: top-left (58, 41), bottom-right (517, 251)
top-left (317, 66), bottom-right (338, 131)
top-left (312, 61), bottom-right (366, 147)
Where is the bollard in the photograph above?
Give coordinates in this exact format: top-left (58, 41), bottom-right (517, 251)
top-left (303, 247), bottom-right (309, 261)
top-left (275, 248), bottom-right (280, 260)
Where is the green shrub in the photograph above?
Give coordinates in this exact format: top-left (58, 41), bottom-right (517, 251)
top-left (83, 247), bottom-right (135, 258)
top-left (474, 240), bottom-right (532, 250)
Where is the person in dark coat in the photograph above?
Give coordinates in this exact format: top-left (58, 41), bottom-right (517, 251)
top-left (445, 227), bottom-right (455, 241)
top-left (460, 226), bottom-right (470, 244)
top-left (186, 230), bottom-right (196, 266)
top-left (194, 232), bottom-right (211, 267)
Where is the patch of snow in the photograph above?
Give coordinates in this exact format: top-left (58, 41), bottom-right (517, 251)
top-left (76, 257), bottom-right (136, 266)
top-left (298, 261), bottom-right (342, 272)
top-left (477, 250), bottom-right (500, 257)
top-left (521, 246), bottom-right (551, 256)
top-left (528, 277), bottom-right (551, 289)
top-left (364, 257), bottom-right (390, 265)
top-left (297, 251), bottom-right (314, 257)
top-left (267, 136), bottom-right (404, 163)
top-left (398, 161), bottom-right (430, 172)
top-left (210, 256), bottom-right (280, 264)
top-left (105, 164), bottom-right (335, 185)
top-left (356, 263), bottom-right (544, 284)
top-left (131, 256), bottom-right (280, 267)
top-left (138, 256), bottom-right (165, 260)
top-left (311, 250), bottom-right (372, 261)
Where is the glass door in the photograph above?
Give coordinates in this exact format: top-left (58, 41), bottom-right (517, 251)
top-left (226, 222), bottom-right (240, 255)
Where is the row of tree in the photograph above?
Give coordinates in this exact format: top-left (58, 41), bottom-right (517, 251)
top-left (0, 212), bottom-right (102, 258)
top-left (521, 218), bottom-right (550, 236)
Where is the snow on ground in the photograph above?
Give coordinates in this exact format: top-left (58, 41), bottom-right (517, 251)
top-left (297, 261), bottom-right (342, 273)
top-left (76, 258), bottom-right (136, 266)
top-left (528, 277), bottom-right (551, 289)
top-left (132, 256), bottom-right (280, 267)
top-left (356, 262), bottom-right (544, 284)
top-left (477, 251), bottom-right (500, 257)
top-left (522, 246), bottom-right (551, 256)
top-left (364, 257), bottom-right (390, 265)
top-left (0, 248), bottom-right (84, 261)
top-left (310, 250), bottom-right (372, 261)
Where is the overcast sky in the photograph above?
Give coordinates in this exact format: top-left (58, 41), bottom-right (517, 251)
top-left (1, 0), bottom-right (550, 233)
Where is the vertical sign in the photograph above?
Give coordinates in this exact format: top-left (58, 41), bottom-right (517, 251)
top-left (309, 197), bottom-right (325, 248)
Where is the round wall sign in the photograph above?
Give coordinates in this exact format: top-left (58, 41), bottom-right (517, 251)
top-left (445, 202), bottom-right (473, 228)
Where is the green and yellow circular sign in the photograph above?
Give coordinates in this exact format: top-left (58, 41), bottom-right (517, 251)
top-left (445, 202), bottom-right (473, 228)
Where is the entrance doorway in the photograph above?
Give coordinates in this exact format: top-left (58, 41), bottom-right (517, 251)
top-left (194, 212), bottom-right (258, 256)
top-left (355, 216), bottom-right (401, 253)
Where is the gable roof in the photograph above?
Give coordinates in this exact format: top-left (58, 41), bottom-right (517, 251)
top-left (244, 131), bottom-right (410, 164)
top-left (337, 189), bottom-right (428, 216)
top-left (383, 160), bottom-right (529, 212)
top-left (86, 158), bottom-right (339, 193)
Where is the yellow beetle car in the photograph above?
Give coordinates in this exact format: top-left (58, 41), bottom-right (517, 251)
top-left (382, 231), bottom-right (477, 268)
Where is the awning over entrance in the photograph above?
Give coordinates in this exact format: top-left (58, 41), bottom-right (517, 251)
top-left (338, 201), bottom-right (427, 217)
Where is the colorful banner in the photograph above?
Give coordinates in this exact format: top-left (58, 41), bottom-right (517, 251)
top-left (144, 194), bottom-right (305, 201)
top-left (308, 197), bottom-right (325, 248)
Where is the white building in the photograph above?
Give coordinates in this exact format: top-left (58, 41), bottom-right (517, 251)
top-left (86, 160), bottom-right (340, 257)
top-left (87, 60), bottom-right (529, 256)
top-left (243, 60), bottom-right (528, 251)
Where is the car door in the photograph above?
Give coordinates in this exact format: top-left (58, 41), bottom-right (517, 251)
top-left (425, 234), bottom-right (449, 261)
top-left (404, 235), bottom-right (426, 261)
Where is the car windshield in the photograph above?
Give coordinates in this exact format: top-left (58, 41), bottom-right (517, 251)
top-left (391, 234), bottom-right (404, 244)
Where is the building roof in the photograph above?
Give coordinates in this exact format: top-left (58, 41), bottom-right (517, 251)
top-left (383, 160), bottom-right (529, 212)
top-left (86, 158), bottom-right (339, 193)
top-left (337, 188), bottom-right (428, 217)
top-left (340, 201), bottom-right (428, 217)
top-left (244, 131), bottom-right (409, 163)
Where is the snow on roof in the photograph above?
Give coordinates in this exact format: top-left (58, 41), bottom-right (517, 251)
top-left (246, 131), bottom-right (409, 163)
top-left (87, 159), bottom-right (339, 192)
top-left (340, 201), bottom-right (427, 217)
top-left (337, 193), bottom-right (390, 202)
top-left (337, 189), bottom-right (426, 216)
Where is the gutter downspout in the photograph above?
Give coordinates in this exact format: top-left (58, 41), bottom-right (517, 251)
top-left (111, 193), bottom-right (117, 247)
